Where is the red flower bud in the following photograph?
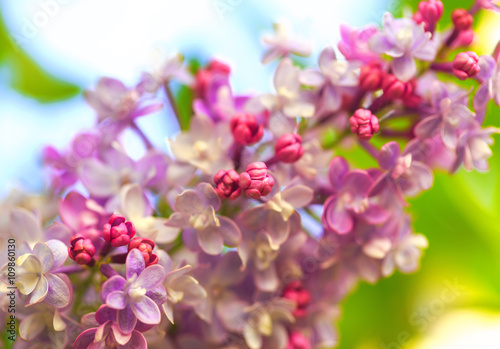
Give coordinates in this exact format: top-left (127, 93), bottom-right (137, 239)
top-left (382, 74), bottom-right (413, 100)
top-left (286, 332), bottom-right (311, 349)
top-left (282, 281), bottom-right (311, 318)
top-left (239, 162), bottom-right (274, 199)
top-left (128, 237), bottom-right (158, 266)
top-left (452, 9), bottom-right (473, 31)
top-left (415, 0), bottom-right (444, 29)
top-left (453, 51), bottom-right (480, 80)
top-left (214, 169), bottom-right (242, 200)
top-left (102, 214), bottom-right (136, 247)
top-left (359, 63), bottom-right (384, 91)
top-left (230, 113), bottom-right (264, 145)
top-left (68, 234), bottom-right (95, 265)
top-left (349, 109), bottom-right (380, 140)
top-left (275, 133), bottom-right (304, 163)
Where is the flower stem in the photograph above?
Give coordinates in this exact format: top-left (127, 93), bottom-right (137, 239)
top-left (130, 121), bottom-right (153, 149)
top-left (164, 82), bottom-right (183, 130)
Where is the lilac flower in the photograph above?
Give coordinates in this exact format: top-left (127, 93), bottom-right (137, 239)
top-left (258, 58), bottom-right (315, 118)
top-left (74, 305), bottom-right (147, 349)
top-left (168, 115), bottom-right (233, 184)
top-left (371, 142), bottom-right (434, 203)
top-left (0, 240), bottom-right (71, 308)
top-left (338, 24), bottom-right (381, 64)
top-left (101, 249), bottom-right (167, 334)
top-left (119, 184), bottom-right (179, 243)
top-left (322, 157), bottom-right (389, 235)
top-left (165, 183), bottom-right (241, 255)
top-left (292, 139), bottom-right (332, 181)
top-left (261, 21), bottom-right (312, 64)
top-left (79, 145), bottom-right (168, 199)
top-left (242, 299), bottom-right (296, 349)
top-left (141, 52), bottom-right (193, 93)
top-left (17, 303), bottom-right (67, 343)
top-left (415, 84), bottom-right (476, 149)
top-left (369, 13), bottom-right (438, 81)
top-left (476, 0), bottom-right (500, 12)
top-left (156, 250), bottom-right (207, 324)
top-left (191, 252), bottom-right (247, 342)
top-left (43, 131), bottom-right (101, 190)
top-left (84, 77), bottom-right (163, 123)
top-left (241, 185), bottom-right (313, 249)
top-left (381, 219), bottom-right (428, 276)
top-left (473, 55), bottom-right (500, 120)
top-left (452, 123), bottom-right (500, 172)
top-left (300, 47), bottom-right (359, 117)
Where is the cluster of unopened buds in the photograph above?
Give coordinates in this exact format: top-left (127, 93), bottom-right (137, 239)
top-left (1, 1), bottom-right (500, 348)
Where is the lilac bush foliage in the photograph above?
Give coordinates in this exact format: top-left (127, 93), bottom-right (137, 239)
top-left (1, 1), bottom-right (500, 348)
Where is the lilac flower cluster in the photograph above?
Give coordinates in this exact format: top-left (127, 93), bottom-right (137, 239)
top-left (1, 1), bottom-right (500, 348)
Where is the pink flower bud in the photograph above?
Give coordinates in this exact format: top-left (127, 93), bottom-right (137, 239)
top-left (452, 9), bottom-right (473, 31)
top-left (282, 281), bottom-right (311, 318)
top-left (349, 109), bottom-right (380, 140)
top-left (102, 214), bottom-right (136, 247)
top-left (239, 162), bottom-right (274, 199)
top-left (382, 74), bottom-right (413, 100)
top-left (453, 51), bottom-right (480, 80)
top-left (214, 169), bottom-right (242, 200)
top-left (128, 237), bottom-right (158, 266)
top-left (275, 133), bottom-right (304, 163)
top-left (68, 234), bottom-right (95, 265)
top-left (286, 332), bottom-right (311, 349)
top-left (417, 0), bottom-right (444, 25)
top-left (230, 113), bottom-right (264, 145)
top-left (359, 63), bottom-right (384, 91)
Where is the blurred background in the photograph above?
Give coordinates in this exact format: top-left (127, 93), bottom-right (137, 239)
top-left (0, 0), bottom-right (499, 348)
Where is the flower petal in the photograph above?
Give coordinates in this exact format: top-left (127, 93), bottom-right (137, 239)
top-left (126, 249), bottom-right (145, 279)
top-left (378, 142), bottom-right (400, 170)
top-left (78, 159), bottom-right (120, 197)
top-left (118, 305), bottom-right (137, 334)
top-left (328, 156), bottom-right (349, 191)
top-left (217, 216), bottom-right (241, 247)
top-left (197, 228), bottom-right (224, 255)
top-left (44, 273), bottom-right (71, 308)
top-left (107, 291), bottom-right (127, 310)
top-left (101, 275), bottom-right (127, 302)
top-left (282, 185), bottom-right (314, 208)
top-left (174, 190), bottom-right (205, 214)
top-left (29, 275), bottom-right (48, 305)
top-left (120, 184), bottom-right (147, 220)
top-left (122, 331), bottom-right (148, 349)
top-left (392, 54), bottom-right (416, 82)
top-left (45, 239), bottom-right (68, 271)
top-left (135, 265), bottom-right (166, 290)
top-left (130, 296), bottom-right (161, 325)
top-left (322, 196), bottom-right (353, 235)
top-left (32, 242), bottom-right (54, 274)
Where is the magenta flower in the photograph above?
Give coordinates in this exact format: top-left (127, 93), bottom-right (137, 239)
top-left (338, 24), bottom-right (381, 64)
top-left (59, 191), bottom-right (108, 240)
top-left (452, 8), bottom-right (473, 30)
top-left (473, 55), bottom-right (500, 120)
top-left (74, 305), bottom-right (147, 349)
top-left (101, 249), bottom-right (167, 334)
top-left (413, 0), bottom-right (444, 32)
top-left (165, 183), bottom-right (241, 255)
top-left (359, 62), bottom-right (385, 91)
top-left (286, 331), bottom-right (312, 349)
top-left (322, 157), bottom-right (389, 235)
top-left (370, 13), bottom-right (438, 81)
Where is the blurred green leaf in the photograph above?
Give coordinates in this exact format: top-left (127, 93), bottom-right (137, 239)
top-left (0, 17), bottom-right (79, 102)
